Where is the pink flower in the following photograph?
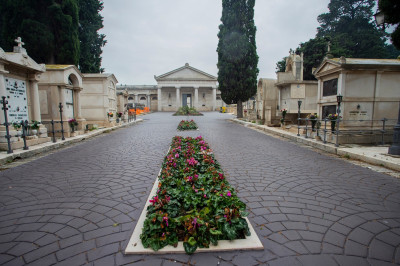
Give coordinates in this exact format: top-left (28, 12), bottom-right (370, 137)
top-left (195, 189), bottom-right (198, 193)
top-left (220, 194), bottom-right (223, 197)
top-left (204, 194), bottom-right (207, 198)
top-left (175, 153), bottom-right (179, 158)
top-left (218, 173), bottom-right (224, 180)
top-left (149, 195), bottom-right (159, 205)
top-left (163, 216), bottom-right (169, 227)
top-left (227, 191), bottom-right (232, 197)
top-left (165, 196), bottom-right (171, 202)
top-left (173, 163), bottom-right (177, 167)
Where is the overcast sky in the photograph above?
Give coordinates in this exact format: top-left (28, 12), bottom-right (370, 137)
top-left (100, 0), bottom-right (331, 85)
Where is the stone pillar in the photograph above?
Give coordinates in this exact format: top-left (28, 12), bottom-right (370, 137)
top-left (146, 94), bottom-right (150, 109)
top-left (59, 86), bottom-right (67, 120)
top-left (74, 87), bottom-right (84, 120)
top-left (157, 87), bottom-right (162, 111)
top-left (0, 70), bottom-right (8, 124)
top-left (28, 74), bottom-right (41, 122)
top-left (194, 86), bottom-right (199, 109)
top-left (135, 94), bottom-right (139, 103)
top-left (176, 86), bottom-right (181, 110)
top-left (212, 86), bottom-right (217, 111)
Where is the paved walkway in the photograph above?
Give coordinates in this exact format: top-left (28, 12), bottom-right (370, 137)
top-left (0, 112), bottom-right (399, 266)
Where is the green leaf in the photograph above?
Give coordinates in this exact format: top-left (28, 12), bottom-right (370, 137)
top-left (188, 236), bottom-right (197, 246)
top-left (209, 229), bottom-right (222, 235)
top-left (183, 242), bottom-right (198, 255)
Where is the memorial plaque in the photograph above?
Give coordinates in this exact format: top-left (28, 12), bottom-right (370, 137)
top-left (64, 89), bottom-right (74, 118)
top-left (5, 77), bottom-right (29, 123)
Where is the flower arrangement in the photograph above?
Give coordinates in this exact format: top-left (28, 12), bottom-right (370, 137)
top-left (30, 120), bottom-right (40, 130)
top-left (308, 113), bottom-right (318, 120)
top-left (177, 120), bottom-right (198, 131)
top-left (328, 113), bottom-right (339, 121)
top-left (12, 122), bottom-right (21, 131)
top-left (140, 136), bottom-right (250, 254)
top-left (280, 108), bottom-right (287, 116)
top-left (117, 112), bottom-right (123, 118)
top-left (68, 118), bottom-right (78, 125)
top-left (107, 112), bottom-right (114, 118)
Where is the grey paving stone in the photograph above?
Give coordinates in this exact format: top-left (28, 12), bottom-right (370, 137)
top-left (268, 257), bottom-right (302, 266)
top-left (26, 253), bottom-right (57, 266)
top-left (87, 242), bottom-right (119, 262)
top-left (369, 239), bottom-right (395, 262)
top-left (7, 242), bottom-right (37, 256)
top-left (344, 240), bottom-right (368, 257)
top-left (333, 255), bottom-right (369, 266)
top-left (93, 255), bottom-right (115, 266)
top-left (301, 240), bottom-right (321, 254)
top-left (297, 254), bottom-right (339, 266)
top-left (23, 242), bottom-right (59, 263)
top-left (56, 253), bottom-right (87, 266)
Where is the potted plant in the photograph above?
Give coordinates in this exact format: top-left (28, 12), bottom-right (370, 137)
top-left (308, 113), bottom-right (318, 131)
top-left (68, 118), bottom-right (78, 132)
top-left (116, 112), bottom-right (123, 123)
top-left (30, 120), bottom-right (40, 136)
top-left (107, 112), bottom-right (114, 118)
top-left (12, 122), bottom-right (22, 135)
top-left (280, 108), bottom-right (287, 125)
top-left (328, 114), bottom-right (339, 132)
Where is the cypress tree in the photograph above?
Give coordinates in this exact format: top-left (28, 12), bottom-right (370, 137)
top-left (217, 0), bottom-right (259, 118)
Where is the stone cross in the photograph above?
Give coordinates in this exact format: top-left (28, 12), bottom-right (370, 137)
top-left (14, 37), bottom-right (25, 48)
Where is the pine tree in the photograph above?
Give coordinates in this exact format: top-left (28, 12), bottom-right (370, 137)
top-left (379, 0), bottom-right (400, 50)
top-left (217, 0), bottom-right (259, 118)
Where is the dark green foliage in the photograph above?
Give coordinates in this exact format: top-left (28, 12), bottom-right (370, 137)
top-left (140, 136), bottom-right (250, 254)
top-left (275, 57), bottom-right (287, 73)
top-left (276, 0), bottom-right (399, 80)
top-left (78, 0), bottom-right (106, 73)
top-left (0, 0), bottom-right (106, 69)
top-left (379, 0), bottom-right (400, 50)
top-left (217, 0), bottom-right (259, 118)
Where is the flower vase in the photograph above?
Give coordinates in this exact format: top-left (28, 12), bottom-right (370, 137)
top-left (330, 121), bottom-right (336, 132)
top-left (31, 129), bottom-right (37, 136)
top-left (311, 120), bottom-right (317, 132)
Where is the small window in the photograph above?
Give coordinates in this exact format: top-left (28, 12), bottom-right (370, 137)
top-left (128, 97), bottom-right (133, 100)
top-left (250, 97), bottom-right (255, 100)
top-left (140, 96), bottom-right (146, 100)
top-left (322, 105), bottom-right (337, 119)
top-left (152, 96), bottom-right (158, 100)
top-left (323, 79), bottom-right (338, 96)
top-left (216, 96), bottom-right (221, 100)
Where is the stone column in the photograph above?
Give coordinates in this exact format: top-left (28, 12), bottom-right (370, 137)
top-left (74, 87), bottom-right (84, 120)
top-left (146, 94), bottom-right (150, 109)
top-left (28, 74), bottom-right (41, 122)
top-left (176, 86), bottom-right (181, 110)
top-left (135, 94), bottom-right (139, 103)
top-left (59, 86), bottom-right (67, 120)
top-left (212, 86), bottom-right (217, 111)
top-left (0, 70), bottom-right (8, 125)
top-left (194, 86), bottom-right (199, 109)
top-left (157, 87), bottom-right (162, 111)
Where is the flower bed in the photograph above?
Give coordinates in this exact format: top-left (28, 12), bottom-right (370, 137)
top-left (177, 120), bottom-right (198, 131)
top-left (173, 106), bottom-right (203, 116)
top-left (140, 136), bottom-right (250, 254)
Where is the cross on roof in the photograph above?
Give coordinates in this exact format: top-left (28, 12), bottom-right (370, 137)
top-left (14, 37), bottom-right (25, 48)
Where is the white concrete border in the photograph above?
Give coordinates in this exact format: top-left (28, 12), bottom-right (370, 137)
top-left (125, 154), bottom-right (264, 254)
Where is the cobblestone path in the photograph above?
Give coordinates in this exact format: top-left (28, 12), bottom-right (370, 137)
top-left (0, 112), bottom-right (399, 266)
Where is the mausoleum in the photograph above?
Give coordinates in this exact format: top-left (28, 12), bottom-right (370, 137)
top-left (276, 52), bottom-right (318, 123)
top-left (313, 57), bottom-right (400, 129)
top-left (81, 73), bottom-right (119, 127)
top-left (0, 39), bottom-right (50, 150)
top-left (38, 65), bottom-right (85, 137)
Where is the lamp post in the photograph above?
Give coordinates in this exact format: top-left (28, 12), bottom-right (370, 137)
top-left (297, 100), bottom-right (302, 136)
top-left (335, 94), bottom-right (343, 147)
top-left (374, 11), bottom-right (385, 30)
top-left (388, 102), bottom-right (400, 155)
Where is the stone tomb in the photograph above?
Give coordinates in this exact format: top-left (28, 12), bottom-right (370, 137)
top-left (38, 65), bottom-right (86, 137)
top-left (81, 73), bottom-right (119, 127)
top-left (0, 40), bottom-right (50, 150)
top-left (313, 57), bottom-right (400, 144)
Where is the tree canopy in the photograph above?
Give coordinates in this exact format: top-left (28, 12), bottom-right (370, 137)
top-left (378, 0), bottom-right (400, 50)
top-left (0, 0), bottom-right (106, 72)
top-left (217, 0), bottom-right (259, 118)
top-left (276, 0), bottom-right (399, 80)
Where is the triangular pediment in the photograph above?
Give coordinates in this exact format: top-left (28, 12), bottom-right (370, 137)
top-left (313, 59), bottom-right (341, 76)
top-left (155, 64), bottom-right (217, 81)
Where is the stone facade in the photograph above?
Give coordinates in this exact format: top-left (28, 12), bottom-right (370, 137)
top-left (257, 78), bottom-right (279, 125)
top-left (117, 63), bottom-right (224, 112)
top-left (155, 63), bottom-right (221, 112)
top-left (313, 57), bottom-right (400, 130)
top-left (276, 52), bottom-right (318, 123)
top-left (38, 65), bottom-right (85, 137)
top-left (0, 42), bottom-right (50, 150)
top-left (81, 73), bottom-right (119, 127)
